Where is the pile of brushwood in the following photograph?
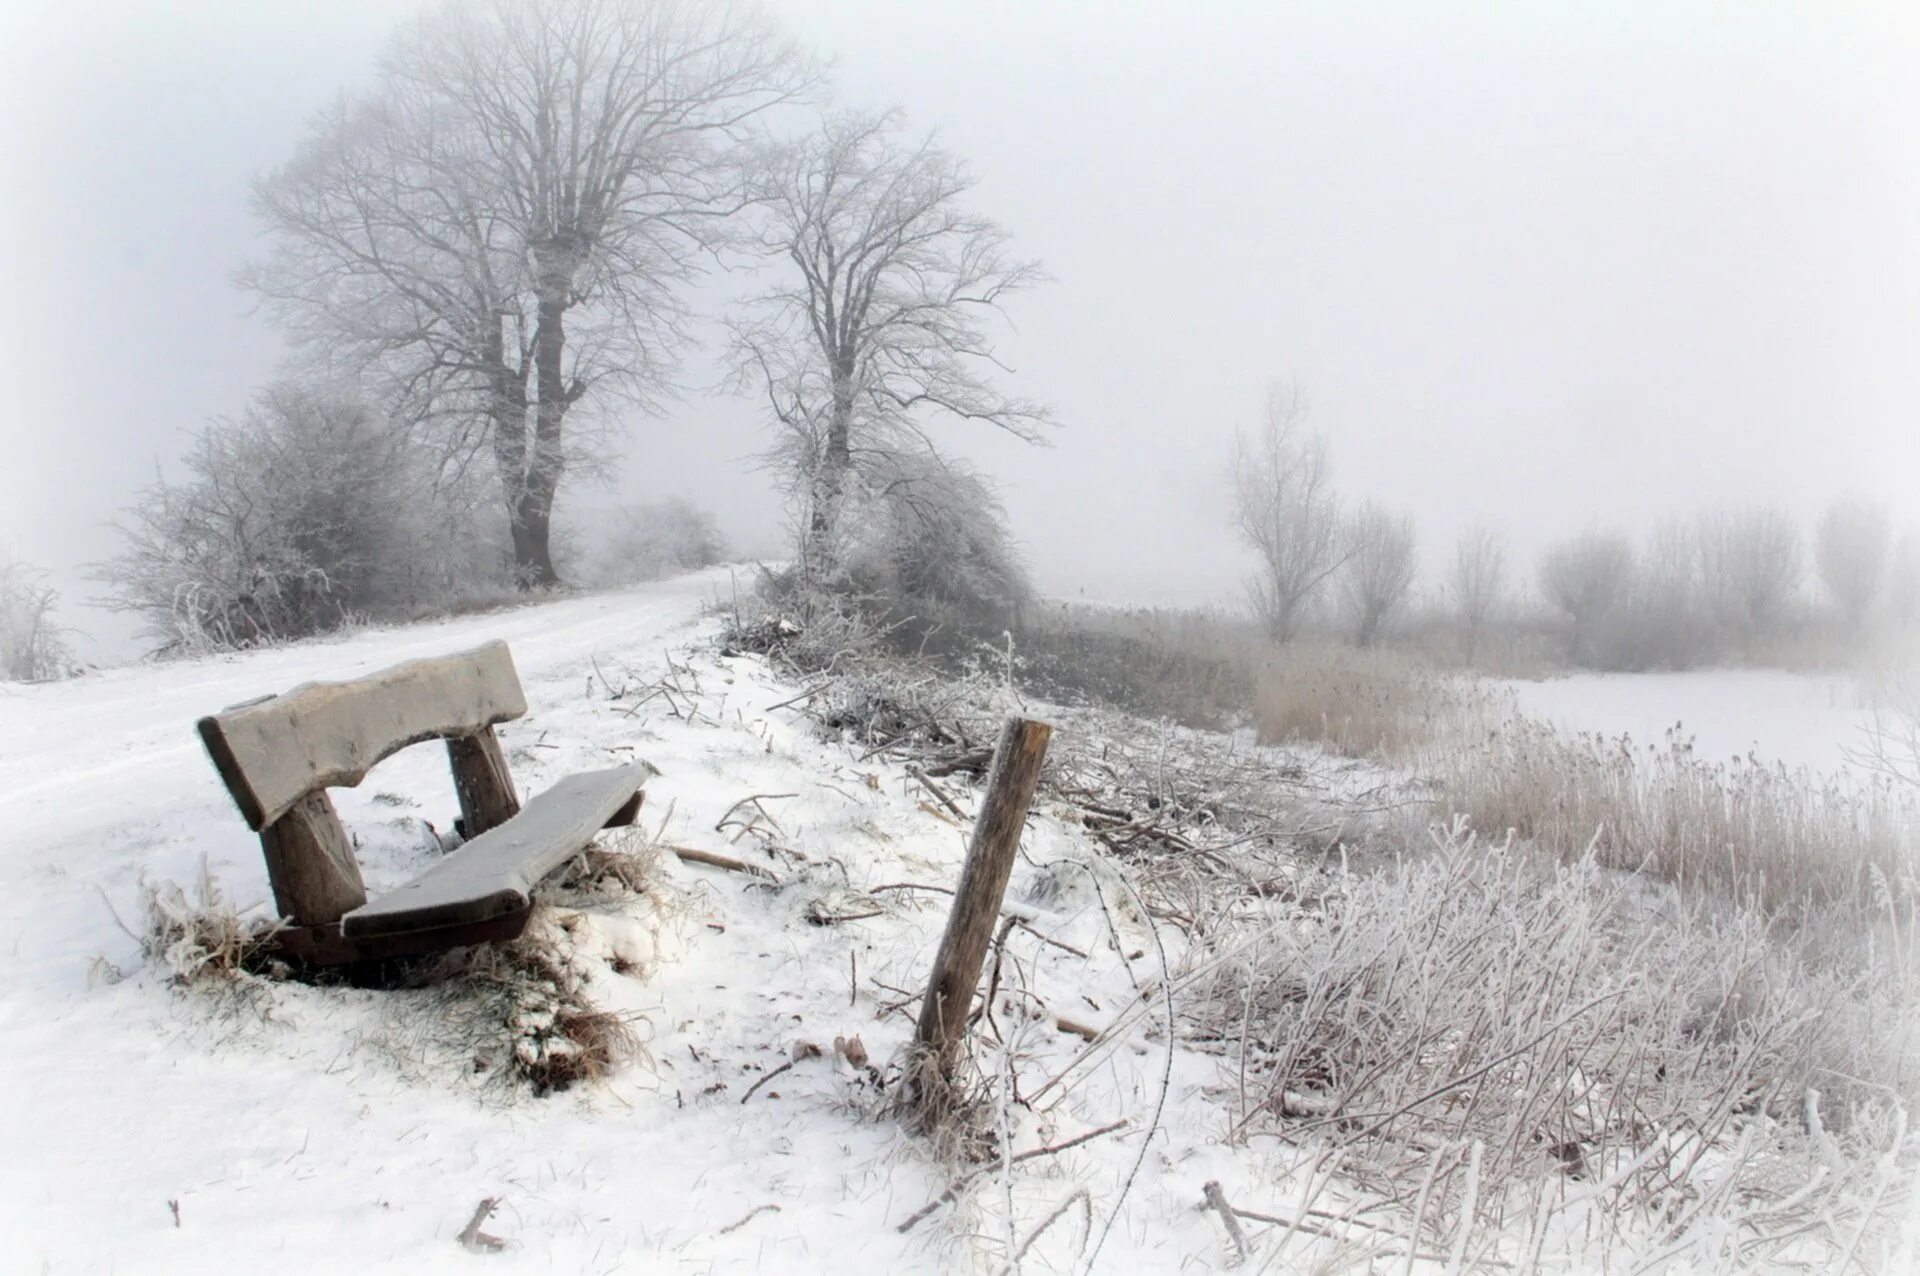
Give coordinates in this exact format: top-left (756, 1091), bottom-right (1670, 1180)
top-left (723, 576), bottom-right (1396, 940)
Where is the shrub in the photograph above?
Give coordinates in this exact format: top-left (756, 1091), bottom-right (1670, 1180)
top-left (101, 382), bottom-right (509, 651)
top-left (840, 449), bottom-right (1031, 631)
top-left (0, 549), bottom-right (68, 680)
top-left (583, 497), bottom-right (729, 586)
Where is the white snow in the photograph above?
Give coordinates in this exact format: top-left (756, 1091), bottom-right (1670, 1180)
top-left (5, 575), bottom-right (1910, 1272)
top-left (0, 569), bottom-right (1247, 1273)
top-left (1498, 668), bottom-right (1879, 775)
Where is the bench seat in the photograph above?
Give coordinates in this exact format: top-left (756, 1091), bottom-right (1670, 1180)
top-left (342, 761), bottom-right (655, 941)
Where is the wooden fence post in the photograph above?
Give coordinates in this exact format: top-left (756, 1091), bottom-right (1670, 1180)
top-left (911, 715), bottom-right (1053, 1110)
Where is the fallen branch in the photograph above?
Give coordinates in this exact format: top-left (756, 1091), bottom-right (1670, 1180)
top-left (1054, 1014), bottom-right (1100, 1042)
top-left (740, 1060), bottom-right (796, 1104)
top-left (667, 845), bottom-right (780, 881)
top-left (908, 764), bottom-right (968, 821)
top-left (717, 1204), bottom-right (782, 1235)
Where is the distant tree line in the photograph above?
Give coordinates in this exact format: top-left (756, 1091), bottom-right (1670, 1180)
top-left (1229, 389), bottom-right (1917, 670)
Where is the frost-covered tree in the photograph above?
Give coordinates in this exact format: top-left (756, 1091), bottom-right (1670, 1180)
top-left (1604, 519), bottom-right (1711, 670)
top-left (0, 550), bottom-right (68, 681)
top-left (1698, 507), bottom-right (1803, 637)
top-left (1892, 527), bottom-right (1920, 628)
top-left (1341, 503), bottom-right (1416, 647)
top-left (731, 110), bottom-right (1049, 579)
top-left (1538, 531), bottom-right (1634, 661)
top-left (1814, 496), bottom-right (1891, 633)
top-left (1230, 387), bottom-right (1345, 642)
top-left (1449, 525), bottom-right (1505, 662)
top-left (248, 0), bottom-right (813, 586)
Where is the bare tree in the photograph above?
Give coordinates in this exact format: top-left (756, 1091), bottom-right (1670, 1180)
top-left (0, 550), bottom-right (67, 681)
top-left (1449, 525), bottom-right (1505, 663)
top-left (1230, 387), bottom-right (1344, 642)
top-left (1892, 527), bottom-right (1920, 628)
top-left (1538, 531), bottom-right (1634, 661)
top-left (730, 109), bottom-right (1049, 578)
top-left (248, 0), bottom-right (814, 586)
top-left (1814, 496), bottom-right (1891, 633)
top-left (1698, 507), bottom-right (1803, 638)
top-left (1341, 503), bottom-right (1417, 647)
top-left (1617, 517), bottom-right (1713, 669)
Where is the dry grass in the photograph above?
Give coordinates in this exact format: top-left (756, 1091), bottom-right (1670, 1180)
top-left (1432, 719), bottom-right (1920, 916)
top-left (545, 830), bottom-right (661, 906)
top-left (1188, 822), bottom-right (1920, 1269)
top-left (423, 908), bottom-right (646, 1096)
top-left (1253, 641), bottom-right (1498, 761)
top-left (132, 863), bottom-right (285, 986)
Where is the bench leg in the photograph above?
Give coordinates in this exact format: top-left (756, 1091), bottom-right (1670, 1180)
top-left (448, 727), bottom-right (521, 839)
top-left (261, 791), bottom-right (368, 926)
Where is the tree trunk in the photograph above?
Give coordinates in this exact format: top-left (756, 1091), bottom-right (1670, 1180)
top-left (804, 360), bottom-right (856, 581)
top-left (484, 315), bottom-right (544, 589)
top-left (518, 272), bottom-right (570, 589)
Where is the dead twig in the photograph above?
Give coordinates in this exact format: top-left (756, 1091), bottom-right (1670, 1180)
top-left (717, 1204), bottom-right (782, 1235)
top-left (895, 1118), bottom-right (1131, 1233)
top-left (909, 764), bottom-right (968, 822)
top-left (740, 1060), bottom-right (796, 1104)
top-left (1203, 1180), bottom-right (1252, 1266)
top-left (457, 1197), bottom-right (508, 1253)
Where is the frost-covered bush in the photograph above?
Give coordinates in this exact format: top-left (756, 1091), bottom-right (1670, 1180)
top-left (837, 449), bottom-right (1031, 631)
top-left (582, 497), bottom-right (728, 586)
top-left (102, 382), bottom-right (509, 650)
top-left (0, 549), bottom-right (68, 680)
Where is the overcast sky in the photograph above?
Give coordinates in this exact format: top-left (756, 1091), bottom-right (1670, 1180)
top-left (4, 1), bottom-right (1917, 660)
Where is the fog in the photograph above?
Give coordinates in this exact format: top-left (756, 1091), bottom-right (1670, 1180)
top-left (4, 0), bottom-right (1917, 662)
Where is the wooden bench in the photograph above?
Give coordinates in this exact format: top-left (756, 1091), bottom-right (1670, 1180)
top-left (196, 640), bottom-right (653, 965)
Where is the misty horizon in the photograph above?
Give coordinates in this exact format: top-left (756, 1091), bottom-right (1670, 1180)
top-left (4, 1), bottom-right (1918, 663)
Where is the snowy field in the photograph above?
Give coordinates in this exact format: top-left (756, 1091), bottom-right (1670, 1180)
top-left (0, 569), bottom-right (1238, 1273)
top-left (1498, 668), bottom-right (1879, 775)
top-left (4, 575), bottom-right (1916, 1272)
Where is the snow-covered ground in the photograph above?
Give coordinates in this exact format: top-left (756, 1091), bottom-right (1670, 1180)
top-left (0, 569), bottom-right (1245, 1273)
top-left (6, 576), bottom-right (1915, 1272)
top-left (1498, 668), bottom-right (1878, 775)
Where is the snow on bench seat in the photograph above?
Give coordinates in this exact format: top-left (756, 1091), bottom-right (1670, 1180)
top-left (342, 761), bottom-right (654, 940)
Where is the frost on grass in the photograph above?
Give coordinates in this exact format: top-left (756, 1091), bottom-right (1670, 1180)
top-left (135, 832), bottom-right (672, 1097)
top-left (133, 862), bottom-right (287, 989)
top-left (1185, 820), bottom-right (1920, 1269)
top-left (424, 910), bottom-right (647, 1097)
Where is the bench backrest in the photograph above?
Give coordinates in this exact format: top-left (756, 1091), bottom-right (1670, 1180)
top-left (198, 640), bottom-right (528, 831)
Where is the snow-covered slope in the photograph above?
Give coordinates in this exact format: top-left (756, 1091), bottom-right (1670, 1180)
top-left (0, 570), bottom-right (1230, 1273)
